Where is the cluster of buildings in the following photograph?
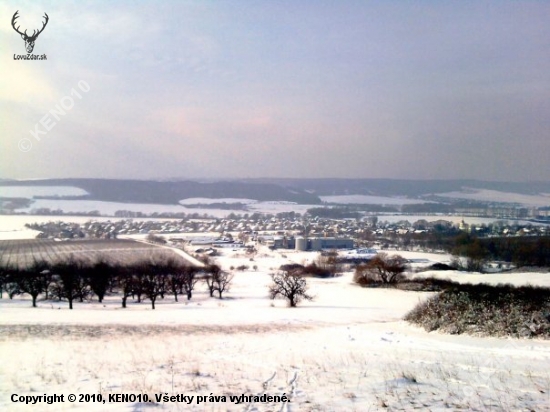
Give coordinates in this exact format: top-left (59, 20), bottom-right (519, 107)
top-left (24, 212), bottom-right (550, 245)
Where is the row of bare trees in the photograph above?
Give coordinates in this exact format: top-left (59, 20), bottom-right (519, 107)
top-left (0, 257), bottom-right (231, 309)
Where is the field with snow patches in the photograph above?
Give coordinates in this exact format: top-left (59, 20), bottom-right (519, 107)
top-left (1, 246), bottom-right (550, 411)
top-left (412, 268), bottom-right (550, 288)
top-left (19, 199), bottom-right (193, 216)
top-left (439, 188), bottom-right (550, 208)
top-left (319, 195), bottom-right (430, 205)
top-left (376, 214), bottom-right (542, 227)
top-left (9, 199), bottom-right (315, 220)
top-left (0, 186), bottom-right (90, 198)
top-left (179, 198), bottom-right (258, 205)
top-left (0, 216), bottom-right (182, 241)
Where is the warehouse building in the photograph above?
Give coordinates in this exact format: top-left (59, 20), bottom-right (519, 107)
top-left (260, 236), bottom-right (353, 251)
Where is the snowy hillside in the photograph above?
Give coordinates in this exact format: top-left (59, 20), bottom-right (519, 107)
top-left (1, 247), bottom-right (550, 411)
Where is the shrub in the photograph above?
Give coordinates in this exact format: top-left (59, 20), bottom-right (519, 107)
top-left (354, 253), bottom-right (408, 285)
top-left (427, 262), bottom-right (456, 271)
top-left (405, 283), bottom-right (550, 338)
top-left (278, 263), bottom-right (333, 278)
top-left (146, 234), bottom-right (166, 244)
top-left (353, 268), bottom-right (379, 285)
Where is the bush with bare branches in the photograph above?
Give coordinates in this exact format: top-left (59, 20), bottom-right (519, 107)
top-left (354, 253), bottom-right (408, 285)
top-left (268, 270), bottom-right (313, 307)
top-left (203, 265), bottom-right (233, 299)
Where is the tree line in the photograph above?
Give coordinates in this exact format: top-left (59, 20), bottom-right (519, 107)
top-left (0, 256), bottom-right (231, 309)
top-left (451, 234), bottom-right (550, 270)
top-left (364, 230), bottom-right (550, 270)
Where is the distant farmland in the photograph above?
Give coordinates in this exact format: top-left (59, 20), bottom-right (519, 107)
top-left (0, 239), bottom-right (179, 268)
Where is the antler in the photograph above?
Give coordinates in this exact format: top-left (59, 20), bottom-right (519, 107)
top-left (11, 11), bottom-right (49, 39)
top-left (11, 10), bottom-right (26, 37)
top-left (32, 13), bottom-right (49, 39)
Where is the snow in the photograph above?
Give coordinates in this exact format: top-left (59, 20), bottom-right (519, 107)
top-left (439, 188), bottom-right (550, 207)
top-left (413, 269), bottom-right (550, 288)
top-left (320, 195), bottom-right (430, 205)
top-left (0, 186), bottom-right (89, 198)
top-left (20, 199), bottom-right (192, 215)
top-left (0, 216), bottom-right (183, 240)
top-left (179, 198), bottom-right (258, 205)
top-left (247, 202), bottom-right (314, 215)
top-left (377, 213), bottom-right (540, 226)
top-left (1, 246), bottom-right (550, 411)
top-left (0, 229), bottom-right (42, 240)
top-left (6, 198), bottom-right (317, 218)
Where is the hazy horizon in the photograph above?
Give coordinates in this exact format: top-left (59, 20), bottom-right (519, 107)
top-left (2, 1), bottom-right (549, 182)
top-left (2, 176), bottom-right (550, 185)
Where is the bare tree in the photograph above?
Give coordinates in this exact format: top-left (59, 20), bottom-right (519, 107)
top-left (117, 265), bottom-right (135, 308)
top-left (0, 265), bottom-right (5, 299)
top-left (51, 257), bottom-right (90, 309)
top-left (130, 265), bottom-right (146, 303)
top-left (213, 270), bottom-right (233, 299)
top-left (15, 259), bottom-right (50, 307)
top-left (203, 264), bottom-right (221, 298)
top-left (86, 258), bottom-right (115, 303)
top-left (138, 261), bottom-right (167, 310)
top-left (0, 262), bottom-right (18, 299)
top-left (168, 269), bottom-right (184, 302)
top-left (165, 260), bottom-right (198, 301)
top-left (354, 253), bottom-right (408, 285)
top-left (268, 270), bottom-right (313, 307)
top-left (181, 266), bottom-right (200, 300)
top-left (203, 264), bottom-right (232, 299)
top-left (315, 250), bottom-right (339, 275)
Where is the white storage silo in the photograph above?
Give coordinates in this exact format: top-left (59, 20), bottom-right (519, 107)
top-left (295, 237), bottom-right (307, 251)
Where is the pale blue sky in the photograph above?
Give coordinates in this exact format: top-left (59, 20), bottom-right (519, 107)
top-left (2, 0), bottom-right (549, 181)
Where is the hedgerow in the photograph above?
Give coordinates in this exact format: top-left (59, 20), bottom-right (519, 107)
top-left (405, 282), bottom-right (550, 338)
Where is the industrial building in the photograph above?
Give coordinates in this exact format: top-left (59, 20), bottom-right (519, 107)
top-left (259, 236), bottom-right (354, 251)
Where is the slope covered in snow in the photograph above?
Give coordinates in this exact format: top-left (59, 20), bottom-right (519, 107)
top-left (1, 247), bottom-right (550, 411)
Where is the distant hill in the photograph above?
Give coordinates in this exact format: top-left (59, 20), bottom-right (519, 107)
top-left (0, 179), bottom-right (321, 205)
top-left (240, 178), bottom-right (550, 197)
top-left (1, 178), bottom-right (550, 206)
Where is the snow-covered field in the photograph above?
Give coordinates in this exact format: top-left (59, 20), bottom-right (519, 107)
top-left (320, 195), bottom-right (429, 205)
top-left (377, 214), bottom-right (539, 227)
top-left (413, 269), bottom-right (550, 288)
top-left (10, 199), bottom-right (316, 219)
top-left (0, 186), bottom-right (89, 198)
top-left (439, 188), bottom-right (550, 207)
top-left (0, 216), bottom-right (183, 240)
top-left (1, 247), bottom-right (550, 411)
top-left (179, 198), bottom-right (258, 205)
top-left (246, 202), bottom-right (314, 216)
top-left (19, 199), bottom-right (194, 216)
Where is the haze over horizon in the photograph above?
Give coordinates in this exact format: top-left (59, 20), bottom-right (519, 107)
top-left (2, 1), bottom-right (549, 182)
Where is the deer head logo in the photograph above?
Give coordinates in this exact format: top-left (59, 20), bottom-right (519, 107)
top-left (12, 10), bottom-right (49, 54)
